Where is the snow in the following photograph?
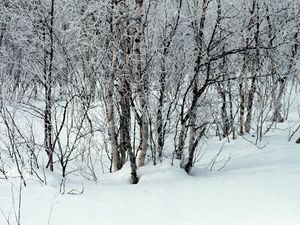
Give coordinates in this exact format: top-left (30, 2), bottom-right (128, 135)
top-left (1, 89), bottom-right (300, 225)
top-left (1, 125), bottom-right (300, 225)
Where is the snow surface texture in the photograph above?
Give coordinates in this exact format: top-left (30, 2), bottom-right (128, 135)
top-left (1, 126), bottom-right (300, 225)
top-left (1, 93), bottom-right (300, 225)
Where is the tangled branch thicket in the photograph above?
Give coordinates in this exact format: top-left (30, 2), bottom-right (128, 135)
top-left (0, 0), bottom-right (299, 184)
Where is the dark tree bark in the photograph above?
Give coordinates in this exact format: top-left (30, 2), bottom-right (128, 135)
top-left (44, 0), bottom-right (55, 171)
top-left (176, 0), bottom-right (208, 160)
top-left (157, 0), bottom-right (182, 162)
top-left (119, 0), bottom-right (138, 184)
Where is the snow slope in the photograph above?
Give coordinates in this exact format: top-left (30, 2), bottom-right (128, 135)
top-left (1, 124), bottom-right (300, 225)
top-left (1, 91), bottom-right (300, 225)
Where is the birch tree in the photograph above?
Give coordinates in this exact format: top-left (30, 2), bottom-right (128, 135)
top-left (134, 0), bottom-right (149, 167)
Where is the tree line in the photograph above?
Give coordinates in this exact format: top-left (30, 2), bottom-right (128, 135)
top-left (0, 0), bottom-right (299, 184)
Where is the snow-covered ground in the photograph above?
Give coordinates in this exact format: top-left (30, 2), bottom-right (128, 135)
top-left (1, 120), bottom-right (300, 225)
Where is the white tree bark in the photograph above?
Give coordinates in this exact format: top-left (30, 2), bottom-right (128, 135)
top-left (134, 0), bottom-right (149, 167)
top-left (106, 0), bottom-right (121, 172)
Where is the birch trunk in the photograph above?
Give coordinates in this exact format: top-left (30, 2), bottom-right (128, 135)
top-left (176, 0), bottom-right (207, 160)
top-left (245, 0), bottom-right (259, 133)
top-left (186, 81), bottom-right (197, 169)
top-left (119, 0), bottom-right (138, 183)
top-left (240, 0), bottom-right (256, 135)
top-left (239, 80), bottom-right (246, 135)
top-left (107, 0), bottom-right (121, 172)
top-left (134, 0), bottom-right (148, 167)
top-left (157, 60), bottom-right (166, 162)
top-left (273, 79), bottom-right (285, 123)
top-left (44, 0), bottom-right (55, 171)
